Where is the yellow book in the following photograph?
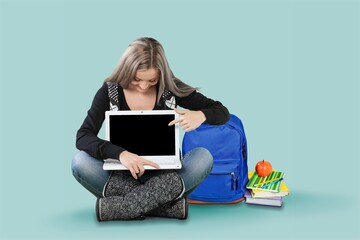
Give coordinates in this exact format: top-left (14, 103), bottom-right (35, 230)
top-left (248, 171), bottom-right (290, 198)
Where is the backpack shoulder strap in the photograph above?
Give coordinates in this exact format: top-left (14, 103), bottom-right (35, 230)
top-left (106, 82), bottom-right (119, 111)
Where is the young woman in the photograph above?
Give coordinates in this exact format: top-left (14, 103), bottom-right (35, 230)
top-left (72, 37), bottom-right (230, 221)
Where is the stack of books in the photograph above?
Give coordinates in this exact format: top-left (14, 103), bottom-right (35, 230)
top-left (245, 170), bottom-right (290, 207)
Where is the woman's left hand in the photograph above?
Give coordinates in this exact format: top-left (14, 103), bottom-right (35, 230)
top-left (168, 109), bottom-right (206, 132)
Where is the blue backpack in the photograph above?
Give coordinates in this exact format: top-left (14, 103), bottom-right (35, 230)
top-left (182, 114), bottom-right (248, 204)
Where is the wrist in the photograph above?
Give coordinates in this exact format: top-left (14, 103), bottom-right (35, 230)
top-left (119, 150), bottom-right (127, 161)
top-left (199, 111), bottom-right (206, 122)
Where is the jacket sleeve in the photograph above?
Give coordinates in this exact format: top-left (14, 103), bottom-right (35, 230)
top-left (75, 82), bottom-right (125, 160)
top-left (176, 90), bottom-right (230, 125)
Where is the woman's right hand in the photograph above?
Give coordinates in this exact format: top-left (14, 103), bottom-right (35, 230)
top-left (119, 151), bottom-right (160, 179)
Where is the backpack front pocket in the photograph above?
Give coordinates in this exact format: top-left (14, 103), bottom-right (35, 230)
top-left (191, 162), bottom-right (240, 200)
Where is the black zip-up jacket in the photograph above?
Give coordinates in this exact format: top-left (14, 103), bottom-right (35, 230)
top-left (76, 82), bottom-right (230, 160)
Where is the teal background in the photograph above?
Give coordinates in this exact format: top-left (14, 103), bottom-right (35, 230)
top-left (0, 0), bottom-right (359, 239)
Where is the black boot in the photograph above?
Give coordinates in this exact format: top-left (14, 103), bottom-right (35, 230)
top-left (146, 197), bottom-right (188, 220)
top-left (96, 170), bottom-right (184, 221)
top-left (102, 171), bottom-right (140, 197)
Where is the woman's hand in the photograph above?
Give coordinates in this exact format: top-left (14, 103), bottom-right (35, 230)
top-left (168, 109), bottom-right (206, 132)
top-left (119, 151), bottom-right (160, 179)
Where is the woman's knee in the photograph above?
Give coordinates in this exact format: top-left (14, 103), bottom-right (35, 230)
top-left (179, 147), bottom-right (214, 195)
top-left (71, 151), bottom-right (110, 195)
top-left (71, 151), bottom-right (86, 176)
top-left (192, 147), bottom-right (213, 170)
top-left (71, 150), bottom-right (99, 180)
top-left (182, 147), bottom-right (213, 174)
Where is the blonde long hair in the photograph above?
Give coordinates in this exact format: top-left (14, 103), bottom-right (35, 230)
top-left (106, 37), bottom-right (197, 102)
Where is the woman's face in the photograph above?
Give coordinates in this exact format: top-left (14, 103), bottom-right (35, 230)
top-left (130, 67), bottom-right (159, 93)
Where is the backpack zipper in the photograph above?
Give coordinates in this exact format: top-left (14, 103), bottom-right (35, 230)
top-left (236, 176), bottom-right (239, 190)
top-left (211, 172), bottom-right (236, 190)
top-left (231, 172), bottom-right (235, 190)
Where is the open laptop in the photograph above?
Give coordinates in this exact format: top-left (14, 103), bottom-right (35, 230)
top-left (103, 110), bottom-right (182, 170)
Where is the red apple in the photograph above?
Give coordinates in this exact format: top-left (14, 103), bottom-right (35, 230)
top-left (255, 160), bottom-right (272, 177)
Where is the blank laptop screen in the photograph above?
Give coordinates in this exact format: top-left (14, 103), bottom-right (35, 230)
top-left (109, 114), bottom-right (176, 156)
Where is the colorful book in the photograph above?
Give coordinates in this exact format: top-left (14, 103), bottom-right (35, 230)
top-left (244, 190), bottom-right (282, 207)
top-left (248, 171), bottom-right (290, 198)
top-left (251, 181), bottom-right (289, 198)
top-left (246, 170), bottom-right (284, 192)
